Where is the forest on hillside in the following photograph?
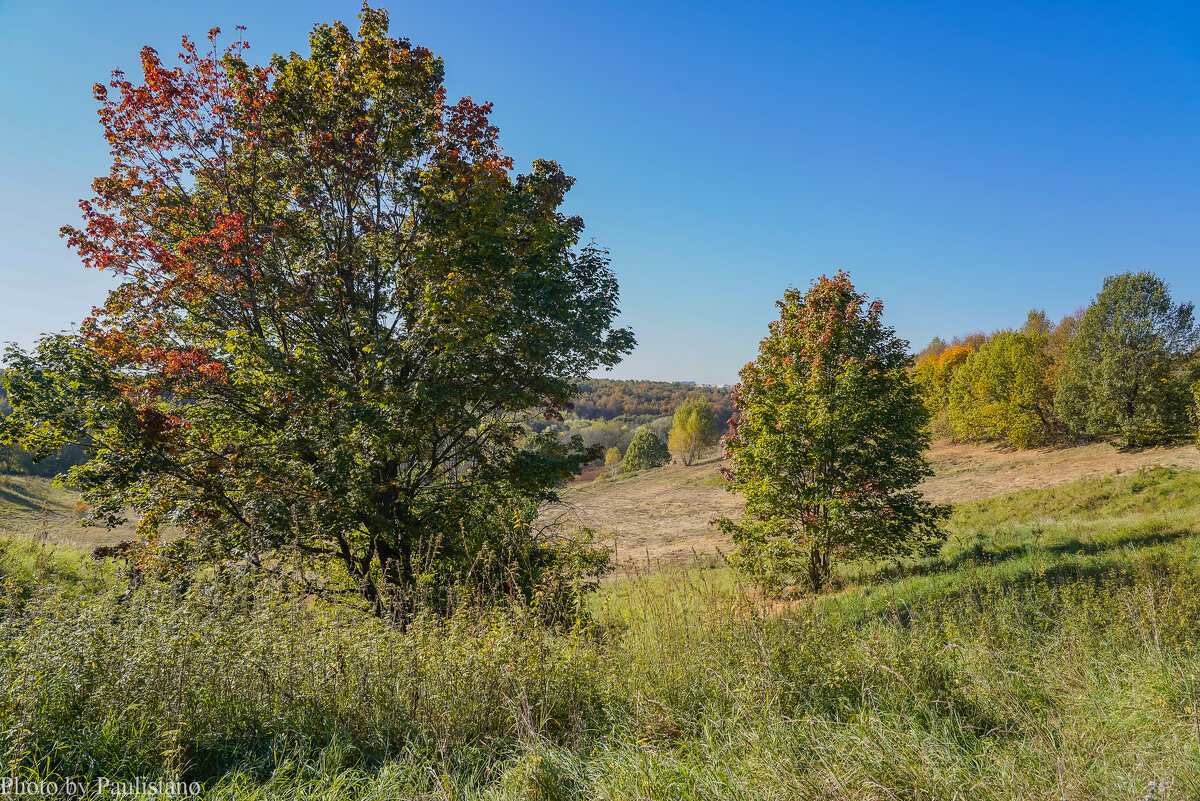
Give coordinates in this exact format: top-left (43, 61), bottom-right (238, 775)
top-left (571, 379), bottom-right (734, 423)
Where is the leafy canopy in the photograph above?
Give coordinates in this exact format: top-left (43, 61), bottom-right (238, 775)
top-left (1055, 271), bottom-right (1198, 447)
top-left (1, 6), bottom-right (633, 617)
top-left (911, 342), bottom-right (975, 439)
top-left (621, 429), bottom-right (670, 472)
top-left (947, 329), bottom-right (1057, 449)
top-left (718, 272), bottom-right (947, 591)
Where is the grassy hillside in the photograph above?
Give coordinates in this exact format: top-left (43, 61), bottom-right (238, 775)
top-left (11, 439), bottom-right (1198, 559)
top-left (0, 474), bottom-right (136, 549)
top-left (547, 453), bottom-right (738, 570)
top-left (1, 453), bottom-right (1199, 797)
top-left (551, 440), bottom-right (1200, 573)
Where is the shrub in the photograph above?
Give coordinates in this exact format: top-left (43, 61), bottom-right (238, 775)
top-left (621, 430), bottom-right (669, 471)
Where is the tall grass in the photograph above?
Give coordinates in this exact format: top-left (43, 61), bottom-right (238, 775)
top-left (2, 468), bottom-right (1200, 798)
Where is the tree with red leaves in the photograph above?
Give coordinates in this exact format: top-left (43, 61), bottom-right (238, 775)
top-left (717, 272), bottom-right (946, 592)
top-left (1, 6), bottom-right (632, 618)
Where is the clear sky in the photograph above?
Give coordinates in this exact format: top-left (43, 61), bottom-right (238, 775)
top-left (2, 1), bottom-right (1199, 384)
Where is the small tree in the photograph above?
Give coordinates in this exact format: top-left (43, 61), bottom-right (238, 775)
top-left (622, 430), bottom-right (669, 471)
top-left (718, 272), bottom-right (947, 592)
top-left (1055, 271), bottom-right (1198, 446)
top-left (604, 446), bottom-right (622, 473)
top-left (667, 397), bottom-right (719, 466)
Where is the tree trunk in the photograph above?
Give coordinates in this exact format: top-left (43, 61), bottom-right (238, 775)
top-left (808, 544), bottom-right (829, 593)
top-left (334, 532), bottom-right (382, 616)
top-left (374, 528), bottom-right (415, 628)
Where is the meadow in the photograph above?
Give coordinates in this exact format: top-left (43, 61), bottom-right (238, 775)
top-left (1, 449), bottom-right (1199, 799)
top-left (2, 4), bottom-right (1197, 798)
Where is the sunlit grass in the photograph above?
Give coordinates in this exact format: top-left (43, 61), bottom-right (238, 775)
top-left (2, 466), bottom-right (1200, 798)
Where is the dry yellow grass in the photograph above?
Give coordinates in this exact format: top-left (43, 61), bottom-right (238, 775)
top-left (0, 475), bottom-right (137, 550)
top-left (6, 439), bottom-right (1199, 563)
top-left (542, 453), bottom-right (742, 571)
top-left (544, 440), bottom-right (1200, 572)
top-left (919, 440), bottom-right (1200, 503)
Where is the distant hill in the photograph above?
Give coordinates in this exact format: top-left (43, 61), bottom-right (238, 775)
top-left (572, 379), bottom-right (735, 424)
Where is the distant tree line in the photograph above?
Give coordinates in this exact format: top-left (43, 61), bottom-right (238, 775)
top-left (571, 379), bottom-right (734, 425)
top-left (915, 271), bottom-right (1199, 449)
top-left (536, 392), bottom-right (724, 476)
top-left (592, 397), bottom-right (721, 479)
top-left (523, 380), bottom-right (731, 472)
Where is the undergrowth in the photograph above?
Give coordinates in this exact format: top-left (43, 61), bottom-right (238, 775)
top-left (1, 467), bottom-right (1199, 799)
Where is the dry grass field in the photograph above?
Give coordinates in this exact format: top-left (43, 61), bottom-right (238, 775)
top-left (541, 453), bottom-right (742, 570)
top-left (4, 439), bottom-right (1199, 565)
top-left (0, 475), bottom-right (137, 549)
top-left (921, 439), bottom-right (1200, 502)
top-left (545, 440), bottom-right (1200, 571)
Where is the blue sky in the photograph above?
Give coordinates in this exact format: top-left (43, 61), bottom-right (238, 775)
top-left (2, 0), bottom-right (1199, 384)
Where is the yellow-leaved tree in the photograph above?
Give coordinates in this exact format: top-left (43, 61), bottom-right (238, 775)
top-left (667, 398), bottom-right (719, 466)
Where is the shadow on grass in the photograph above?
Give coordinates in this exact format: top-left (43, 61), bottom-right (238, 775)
top-left (858, 527), bottom-right (1195, 587)
top-left (0, 481), bottom-right (54, 512)
top-left (853, 551), bottom-right (1186, 638)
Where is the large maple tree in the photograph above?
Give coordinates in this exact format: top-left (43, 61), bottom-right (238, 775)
top-left (2, 6), bottom-right (632, 614)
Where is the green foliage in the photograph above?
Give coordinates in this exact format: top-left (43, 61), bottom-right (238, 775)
top-left (946, 329), bottom-right (1057, 448)
top-left (1195, 379), bottom-right (1200, 447)
top-left (0, 381), bottom-right (87, 477)
top-left (0, 7), bottom-right (633, 618)
top-left (912, 342), bottom-right (976, 439)
top-left (577, 419), bottom-right (631, 452)
top-left (719, 272), bottom-right (947, 591)
top-left (621, 430), bottom-right (669, 471)
top-left (1056, 271), bottom-right (1199, 446)
top-left (667, 397), bottom-right (719, 466)
top-left (603, 446), bottom-right (621, 472)
top-left (5, 468), bottom-right (1200, 797)
top-left (915, 308), bottom-right (1102, 451)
